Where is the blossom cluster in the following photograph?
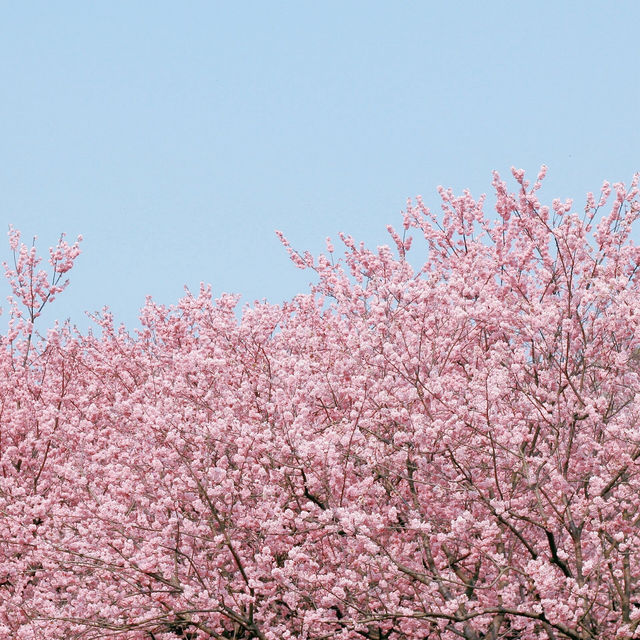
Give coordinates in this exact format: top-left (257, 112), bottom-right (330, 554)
top-left (1, 169), bottom-right (640, 639)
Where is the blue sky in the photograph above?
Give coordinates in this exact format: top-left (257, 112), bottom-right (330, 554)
top-left (1, 1), bottom-right (639, 333)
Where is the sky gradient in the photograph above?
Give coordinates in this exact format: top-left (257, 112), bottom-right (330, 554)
top-left (1, 1), bottom-right (639, 333)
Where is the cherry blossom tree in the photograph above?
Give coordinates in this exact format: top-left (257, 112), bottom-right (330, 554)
top-left (2, 168), bottom-right (640, 639)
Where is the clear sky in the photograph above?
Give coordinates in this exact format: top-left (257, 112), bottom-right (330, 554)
top-left (1, 1), bottom-right (639, 333)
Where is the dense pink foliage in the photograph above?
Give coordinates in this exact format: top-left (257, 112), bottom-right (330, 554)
top-left (2, 169), bottom-right (640, 639)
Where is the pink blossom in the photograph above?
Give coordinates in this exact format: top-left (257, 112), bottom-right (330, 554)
top-left (2, 169), bottom-right (640, 639)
